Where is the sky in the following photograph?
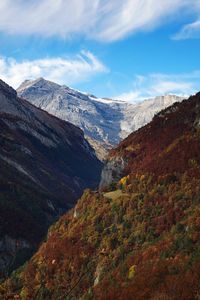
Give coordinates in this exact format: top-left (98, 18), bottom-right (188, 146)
top-left (0, 0), bottom-right (200, 102)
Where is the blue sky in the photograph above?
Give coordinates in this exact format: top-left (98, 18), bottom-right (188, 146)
top-left (0, 0), bottom-right (200, 101)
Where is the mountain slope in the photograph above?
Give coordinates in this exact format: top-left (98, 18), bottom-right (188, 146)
top-left (2, 92), bottom-right (200, 299)
top-left (0, 79), bottom-right (102, 277)
top-left (17, 78), bottom-right (184, 159)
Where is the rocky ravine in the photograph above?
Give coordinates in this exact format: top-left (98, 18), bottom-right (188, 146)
top-left (17, 78), bottom-right (184, 160)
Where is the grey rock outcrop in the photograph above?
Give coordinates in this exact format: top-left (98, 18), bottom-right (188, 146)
top-left (99, 156), bottom-right (127, 189)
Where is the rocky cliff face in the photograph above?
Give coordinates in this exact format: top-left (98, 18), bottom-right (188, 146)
top-left (99, 156), bottom-right (127, 189)
top-left (0, 79), bottom-right (102, 276)
top-left (17, 78), bottom-right (184, 160)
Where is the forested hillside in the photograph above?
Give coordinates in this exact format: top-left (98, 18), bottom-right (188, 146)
top-left (2, 93), bottom-right (200, 299)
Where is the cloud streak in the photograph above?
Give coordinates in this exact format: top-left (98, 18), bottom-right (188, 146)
top-left (173, 20), bottom-right (200, 40)
top-left (172, 0), bottom-right (200, 40)
top-left (0, 50), bottom-right (108, 88)
top-left (0, 0), bottom-right (198, 42)
top-left (115, 72), bottom-right (200, 102)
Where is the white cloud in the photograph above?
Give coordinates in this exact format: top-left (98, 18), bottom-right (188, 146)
top-left (0, 0), bottom-right (198, 42)
top-left (114, 72), bottom-right (200, 102)
top-left (172, 0), bottom-right (200, 40)
top-left (173, 19), bottom-right (200, 40)
top-left (0, 50), bottom-right (108, 88)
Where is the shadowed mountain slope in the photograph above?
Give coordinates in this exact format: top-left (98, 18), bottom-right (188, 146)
top-left (0, 79), bottom-right (102, 277)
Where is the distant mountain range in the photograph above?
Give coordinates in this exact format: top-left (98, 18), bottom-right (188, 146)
top-left (0, 79), bottom-right (102, 277)
top-left (17, 78), bottom-right (184, 159)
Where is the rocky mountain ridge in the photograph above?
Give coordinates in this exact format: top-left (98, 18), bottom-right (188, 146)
top-left (17, 78), bottom-right (184, 159)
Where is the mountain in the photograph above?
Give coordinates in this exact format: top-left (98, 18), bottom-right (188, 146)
top-left (2, 92), bottom-right (200, 299)
top-left (119, 94), bottom-right (184, 137)
top-left (0, 79), bottom-right (102, 277)
top-left (17, 78), bottom-right (184, 160)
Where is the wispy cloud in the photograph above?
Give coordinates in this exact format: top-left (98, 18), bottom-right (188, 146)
top-left (0, 0), bottom-right (198, 42)
top-left (92, 0), bottom-right (193, 42)
top-left (172, 0), bottom-right (200, 40)
top-left (114, 72), bottom-right (200, 102)
top-left (0, 50), bottom-right (108, 88)
top-left (173, 20), bottom-right (200, 40)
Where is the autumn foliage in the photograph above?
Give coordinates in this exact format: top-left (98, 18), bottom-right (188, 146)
top-left (1, 93), bottom-right (200, 299)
